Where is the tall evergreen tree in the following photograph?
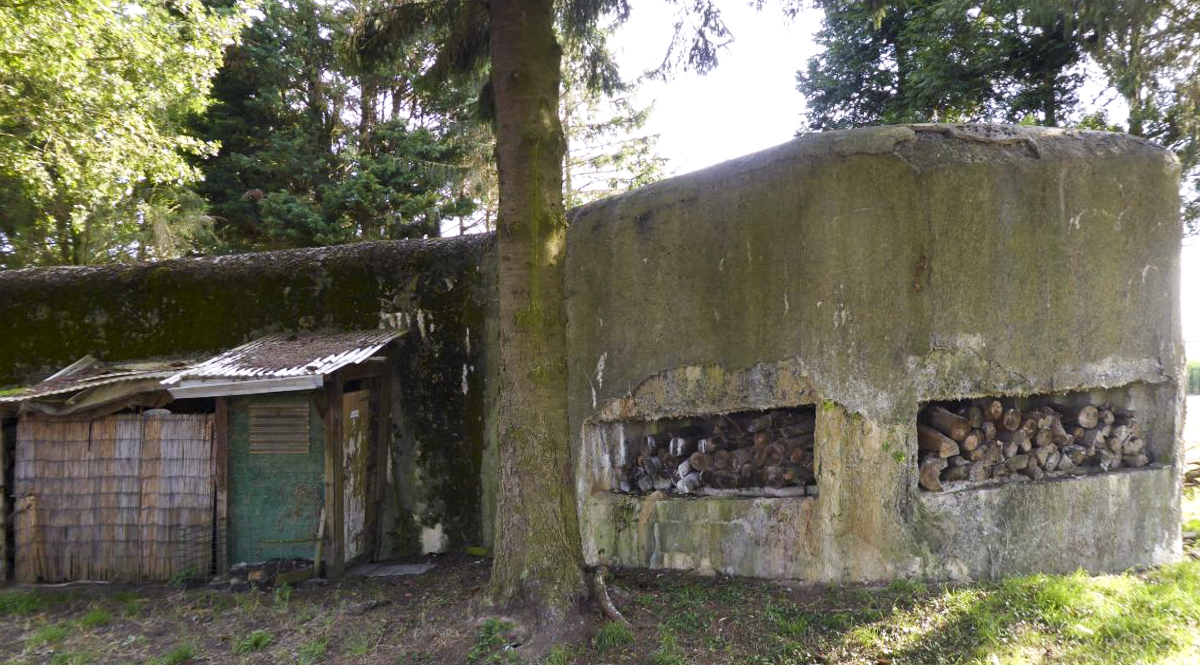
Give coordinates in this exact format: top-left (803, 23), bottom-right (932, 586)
top-left (351, 0), bottom-right (729, 621)
top-left (191, 0), bottom-right (482, 252)
top-left (797, 0), bottom-right (1099, 130)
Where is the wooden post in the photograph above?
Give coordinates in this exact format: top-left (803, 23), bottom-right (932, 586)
top-left (213, 398), bottom-right (229, 575)
top-left (0, 417), bottom-right (9, 581)
top-left (373, 365), bottom-right (392, 561)
top-left (323, 380), bottom-right (345, 578)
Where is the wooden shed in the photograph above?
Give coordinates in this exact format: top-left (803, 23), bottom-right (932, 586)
top-left (0, 329), bottom-right (398, 583)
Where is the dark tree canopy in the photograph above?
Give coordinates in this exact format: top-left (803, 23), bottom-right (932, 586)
top-left (799, 0), bottom-right (1200, 235)
top-left (191, 0), bottom-right (485, 253)
top-left (797, 0), bottom-right (1100, 131)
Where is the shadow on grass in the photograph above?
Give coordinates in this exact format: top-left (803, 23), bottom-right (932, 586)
top-left (617, 559), bottom-right (1200, 664)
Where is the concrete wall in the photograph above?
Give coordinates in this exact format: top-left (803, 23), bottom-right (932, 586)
top-left (566, 124), bottom-right (1185, 581)
top-left (0, 237), bottom-right (499, 558)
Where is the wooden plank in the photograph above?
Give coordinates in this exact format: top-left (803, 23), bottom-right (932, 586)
top-left (0, 418), bottom-right (8, 581)
top-left (214, 398), bottom-right (229, 574)
top-left (372, 373), bottom-right (391, 561)
top-left (249, 399), bottom-right (310, 454)
top-left (341, 389), bottom-right (370, 563)
top-left (335, 359), bottom-right (387, 383)
top-left (324, 380), bottom-right (345, 578)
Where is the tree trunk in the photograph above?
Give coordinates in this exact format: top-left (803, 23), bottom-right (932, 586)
top-left (487, 0), bottom-right (586, 623)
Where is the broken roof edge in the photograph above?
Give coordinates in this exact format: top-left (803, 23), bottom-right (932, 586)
top-left (161, 329), bottom-right (402, 385)
top-left (2, 327), bottom-right (402, 407)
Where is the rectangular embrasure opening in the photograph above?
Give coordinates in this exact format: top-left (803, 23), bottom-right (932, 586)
top-left (917, 390), bottom-right (1154, 492)
top-left (614, 406), bottom-right (817, 497)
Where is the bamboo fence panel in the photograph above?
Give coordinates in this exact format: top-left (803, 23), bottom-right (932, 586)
top-left (140, 415), bottom-right (214, 580)
top-left (14, 414), bottom-right (214, 582)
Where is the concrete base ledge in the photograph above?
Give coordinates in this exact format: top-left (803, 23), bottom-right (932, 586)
top-left (917, 465), bottom-right (1180, 580)
top-left (583, 465), bottom-right (1180, 582)
top-left (582, 492), bottom-right (819, 579)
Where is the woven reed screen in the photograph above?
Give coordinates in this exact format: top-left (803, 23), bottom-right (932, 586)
top-left (14, 414), bottom-right (215, 583)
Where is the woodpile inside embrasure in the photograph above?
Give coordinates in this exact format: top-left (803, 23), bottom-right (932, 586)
top-left (917, 399), bottom-right (1151, 491)
top-left (617, 407), bottom-right (817, 496)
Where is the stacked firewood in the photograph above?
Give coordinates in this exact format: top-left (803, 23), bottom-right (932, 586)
top-left (918, 400), bottom-right (1150, 492)
top-left (618, 408), bottom-right (817, 495)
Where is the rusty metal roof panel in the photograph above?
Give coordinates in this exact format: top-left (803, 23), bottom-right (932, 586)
top-left (162, 330), bottom-right (400, 384)
top-left (0, 357), bottom-right (197, 404)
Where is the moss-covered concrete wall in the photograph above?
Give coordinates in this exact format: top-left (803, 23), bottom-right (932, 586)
top-left (0, 237), bottom-right (498, 558)
top-left (566, 124), bottom-right (1185, 581)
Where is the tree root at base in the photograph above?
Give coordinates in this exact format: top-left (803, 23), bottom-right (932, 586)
top-left (590, 565), bottom-right (630, 626)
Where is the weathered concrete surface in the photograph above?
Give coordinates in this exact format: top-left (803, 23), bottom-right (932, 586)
top-left (918, 466), bottom-right (1178, 579)
top-left (567, 124), bottom-right (1184, 581)
top-left (0, 237), bottom-right (500, 558)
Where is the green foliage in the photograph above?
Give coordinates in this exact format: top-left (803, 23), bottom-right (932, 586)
top-left (27, 623), bottom-right (71, 647)
top-left (466, 619), bottom-right (521, 664)
top-left (0, 0), bottom-right (250, 267)
top-left (798, 0), bottom-right (1095, 131)
top-left (167, 566), bottom-right (203, 589)
top-left (766, 601), bottom-right (810, 639)
top-left (191, 0), bottom-right (483, 252)
top-left (647, 631), bottom-right (688, 665)
top-left (273, 584), bottom-right (292, 608)
top-left (540, 645), bottom-right (575, 665)
top-left (232, 629), bottom-right (273, 654)
top-left (1187, 360), bottom-right (1200, 395)
top-left (561, 32), bottom-right (666, 208)
top-left (592, 620), bottom-right (633, 651)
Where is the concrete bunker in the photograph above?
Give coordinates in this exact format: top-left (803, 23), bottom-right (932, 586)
top-left (568, 124), bottom-right (1185, 582)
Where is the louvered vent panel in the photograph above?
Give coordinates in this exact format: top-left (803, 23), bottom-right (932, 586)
top-left (249, 400), bottom-right (310, 454)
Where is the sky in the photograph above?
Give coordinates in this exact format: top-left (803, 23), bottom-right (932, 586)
top-left (610, 2), bottom-right (820, 174)
top-left (607, 2), bottom-right (1199, 359)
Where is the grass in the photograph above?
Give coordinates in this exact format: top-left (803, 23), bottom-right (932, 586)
top-left (647, 631), bottom-right (688, 665)
top-left (78, 608), bottom-right (112, 629)
top-left (145, 643), bottom-right (198, 665)
top-left (592, 621), bottom-right (633, 651)
top-left (26, 623), bottom-right (71, 647)
top-left (232, 629), bottom-right (273, 654)
top-left (467, 619), bottom-right (520, 664)
top-left (0, 590), bottom-right (56, 616)
top-left (541, 645), bottom-right (575, 665)
top-left (3, 557), bottom-right (1200, 664)
top-left (49, 652), bottom-right (95, 665)
top-left (298, 637), bottom-right (328, 665)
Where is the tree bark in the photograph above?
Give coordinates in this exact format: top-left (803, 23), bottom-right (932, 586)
top-left (487, 0), bottom-right (586, 623)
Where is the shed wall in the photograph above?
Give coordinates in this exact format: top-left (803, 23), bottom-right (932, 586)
top-left (14, 414), bottom-right (214, 582)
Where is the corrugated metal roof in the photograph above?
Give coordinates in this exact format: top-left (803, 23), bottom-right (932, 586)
top-left (0, 357), bottom-right (196, 404)
top-left (161, 330), bottom-right (400, 384)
